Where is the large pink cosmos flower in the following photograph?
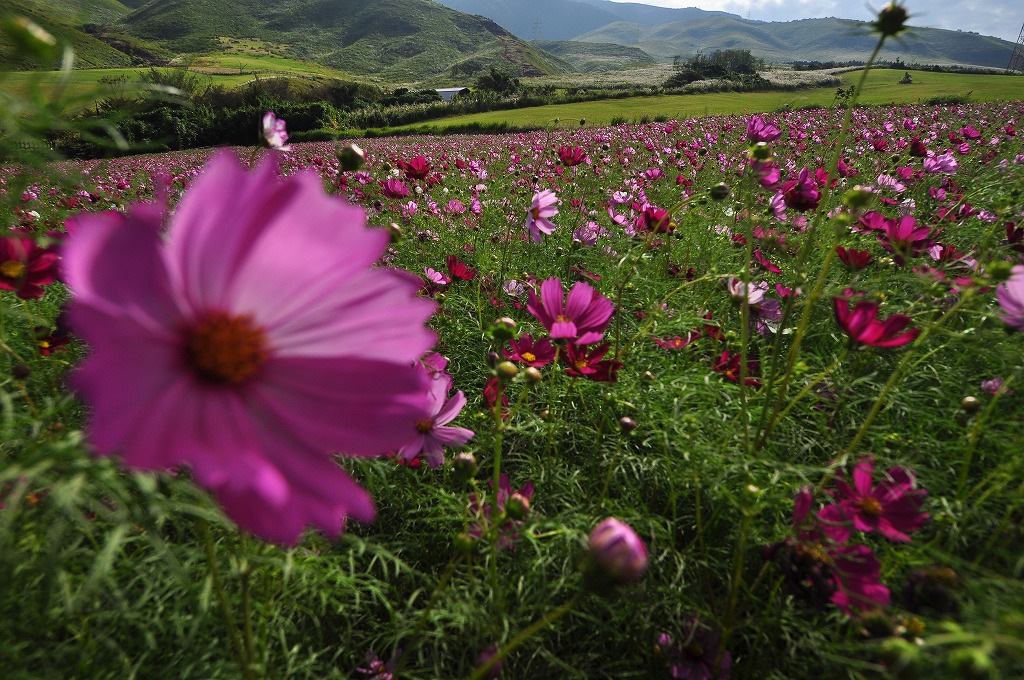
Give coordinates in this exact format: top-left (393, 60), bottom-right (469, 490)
top-left (527, 277), bottom-right (614, 345)
top-left (526, 189), bottom-right (559, 243)
top-left (62, 152), bottom-right (437, 544)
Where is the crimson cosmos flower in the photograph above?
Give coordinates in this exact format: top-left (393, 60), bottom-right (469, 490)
top-left (397, 155), bottom-right (431, 180)
top-left (817, 456), bottom-right (929, 544)
top-left (0, 234), bottom-right (59, 299)
top-left (557, 145), bottom-right (588, 166)
top-left (832, 298), bottom-right (920, 348)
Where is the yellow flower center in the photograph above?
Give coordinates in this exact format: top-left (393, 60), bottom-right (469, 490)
top-left (1, 260), bottom-right (26, 279)
top-left (186, 312), bottom-right (268, 385)
top-left (531, 206), bottom-right (541, 220)
top-left (555, 314), bottom-right (571, 323)
top-left (416, 418), bottom-right (435, 433)
top-left (575, 359), bottom-right (589, 371)
top-left (859, 497), bottom-right (883, 517)
top-left (521, 351), bottom-right (536, 363)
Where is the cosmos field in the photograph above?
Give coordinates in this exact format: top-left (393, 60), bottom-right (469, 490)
top-left (2, 92), bottom-right (1024, 679)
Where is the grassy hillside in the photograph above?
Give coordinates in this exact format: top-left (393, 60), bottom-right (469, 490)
top-left (112, 0), bottom-right (569, 81)
top-left (0, 0), bottom-right (136, 69)
top-left (533, 40), bottom-right (656, 73)
top-left (577, 17), bottom-right (1017, 68)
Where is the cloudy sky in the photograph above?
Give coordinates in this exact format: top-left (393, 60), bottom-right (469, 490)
top-left (607, 1), bottom-right (1023, 43)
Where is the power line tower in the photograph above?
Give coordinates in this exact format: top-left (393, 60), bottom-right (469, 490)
top-left (1007, 21), bottom-right (1024, 74)
top-left (533, 19), bottom-right (542, 41)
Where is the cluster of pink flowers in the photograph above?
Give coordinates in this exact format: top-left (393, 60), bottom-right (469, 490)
top-left (765, 457), bottom-right (929, 615)
top-left (505, 276), bottom-right (621, 382)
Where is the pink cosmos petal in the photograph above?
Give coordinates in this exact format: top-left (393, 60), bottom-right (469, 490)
top-left (62, 205), bottom-right (184, 330)
top-left (252, 356), bottom-right (430, 457)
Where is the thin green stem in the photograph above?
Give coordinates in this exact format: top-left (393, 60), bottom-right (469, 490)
top-left (467, 595), bottom-right (579, 680)
top-left (199, 520), bottom-right (255, 680)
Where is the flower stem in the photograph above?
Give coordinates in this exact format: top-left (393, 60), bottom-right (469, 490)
top-left (467, 595), bottom-right (579, 680)
top-left (199, 519), bottom-right (256, 680)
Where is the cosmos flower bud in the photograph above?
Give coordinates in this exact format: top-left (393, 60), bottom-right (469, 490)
top-left (749, 142), bottom-right (772, 161)
top-left (337, 143), bottom-right (366, 172)
top-left (524, 367), bottom-right (543, 383)
top-left (586, 518), bottom-right (648, 587)
top-left (490, 317), bottom-right (517, 343)
top-left (506, 492), bottom-right (531, 520)
top-left (452, 451), bottom-right (478, 482)
top-left (872, 3), bottom-right (910, 38)
top-left (618, 416), bottom-right (637, 433)
top-left (709, 182), bottom-right (730, 201)
top-left (960, 396), bottom-right (980, 414)
top-left (388, 222), bottom-right (403, 242)
top-left (495, 361), bottom-right (519, 381)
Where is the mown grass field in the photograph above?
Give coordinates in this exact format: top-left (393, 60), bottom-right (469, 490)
top-left (390, 70), bottom-right (1024, 132)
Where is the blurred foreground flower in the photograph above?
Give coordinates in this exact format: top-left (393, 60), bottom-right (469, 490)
top-left (996, 264), bottom-right (1024, 332)
top-left (63, 152), bottom-right (436, 544)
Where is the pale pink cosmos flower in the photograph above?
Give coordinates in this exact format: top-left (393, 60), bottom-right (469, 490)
top-left (261, 111), bottom-right (290, 151)
top-left (396, 361), bottom-right (473, 469)
top-left (526, 189), bottom-right (559, 243)
top-left (62, 152), bottom-right (436, 544)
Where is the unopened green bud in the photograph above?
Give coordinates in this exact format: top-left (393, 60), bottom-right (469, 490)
top-left (454, 532), bottom-right (475, 554)
top-left (618, 416), bottom-right (637, 433)
top-left (986, 260), bottom-right (1013, 282)
top-left (388, 222), bottom-right (403, 242)
top-left (873, 3), bottom-right (910, 38)
top-left (709, 183), bottom-right (730, 201)
top-left (452, 451), bottom-right (478, 481)
top-left (490, 317), bottom-right (517, 343)
top-left (337, 143), bottom-right (366, 171)
top-left (524, 367), bottom-right (543, 383)
top-left (750, 142), bottom-right (771, 161)
top-left (961, 396), bottom-right (980, 414)
top-left (506, 492), bottom-right (531, 520)
top-left (495, 361), bottom-right (519, 381)
top-left (843, 185), bottom-right (874, 210)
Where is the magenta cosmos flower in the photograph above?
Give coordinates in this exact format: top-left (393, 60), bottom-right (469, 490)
top-left (526, 276), bottom-right (614, 344)
top-left (62, 152), bottom-right (437, 544)
top-left (833, 297), bottom-right (920, 348)
top-left (818, 456), bottom-right (929, 544)
top-left (526, 189), bottom-right (559, 243)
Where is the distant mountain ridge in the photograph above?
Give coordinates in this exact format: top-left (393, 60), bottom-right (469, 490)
top-left (435, 0), bottom-right (1017, 69)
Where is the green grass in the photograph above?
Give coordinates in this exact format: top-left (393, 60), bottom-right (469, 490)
top-left (386, 69), bottom-right (1023, 133)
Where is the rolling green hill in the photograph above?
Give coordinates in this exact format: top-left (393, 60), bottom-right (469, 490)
top-left (0, 0), bottom-right (136, 68)
top-left (111, 0), bottom-right (568, 81)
